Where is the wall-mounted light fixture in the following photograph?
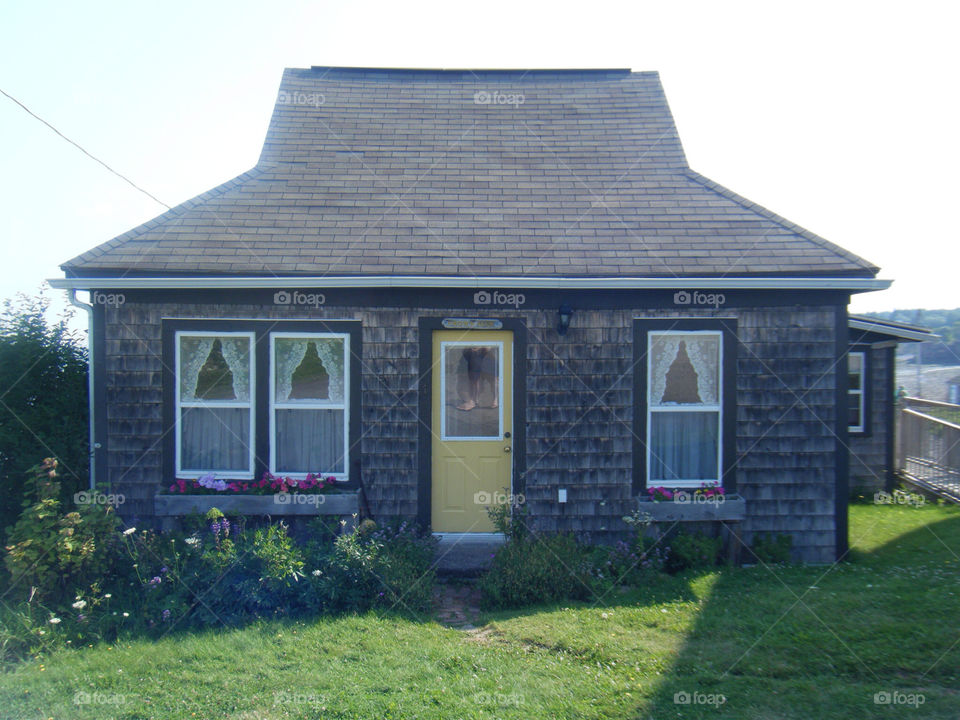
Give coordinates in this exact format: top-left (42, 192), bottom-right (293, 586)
top-left (557, 304), bottom-right (574, 336)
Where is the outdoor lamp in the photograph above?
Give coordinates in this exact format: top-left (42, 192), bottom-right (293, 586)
top-left (557, 305), bottom-right (574, 336)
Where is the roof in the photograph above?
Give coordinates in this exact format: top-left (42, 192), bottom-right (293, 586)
top-left (848, 314), bottom-right (938, 343)
top-left (61, 67), bottom-right (880, 280)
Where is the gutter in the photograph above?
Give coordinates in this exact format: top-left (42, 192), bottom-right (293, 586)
top-left (66, 289), bottom-right (96, 489)
top-left (48, 275), bottom-right (893, 292)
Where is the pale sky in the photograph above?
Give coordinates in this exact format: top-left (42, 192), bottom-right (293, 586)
top-left (1, 0), bottom-right (957, 319)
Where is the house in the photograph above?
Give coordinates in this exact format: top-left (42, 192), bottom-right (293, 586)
top-left (51, 67), bottom-right (894, 564)
top-left (846, 315), bottom-right (937, 495)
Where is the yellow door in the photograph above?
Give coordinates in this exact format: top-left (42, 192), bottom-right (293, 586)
top-left (431, 330), bottom-right (513, 532)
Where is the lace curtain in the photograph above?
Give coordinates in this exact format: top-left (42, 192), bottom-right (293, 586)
top-left (649, 412), bottom-right (719, 481)
top-left (180, 336), bottom-right (251, 402)
top-left (275, 337), bottom-right (345, 403)
top-left (649, 334), bottom-right (719, 406)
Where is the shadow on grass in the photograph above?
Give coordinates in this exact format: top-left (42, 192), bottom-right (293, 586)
top-left (635, 508), bottom-right (960, 719)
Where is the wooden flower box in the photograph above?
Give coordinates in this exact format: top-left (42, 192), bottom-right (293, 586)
top-left (154, 490), bottom-right (360, 518)
top-left (636, 494), bottom-right (746, 522)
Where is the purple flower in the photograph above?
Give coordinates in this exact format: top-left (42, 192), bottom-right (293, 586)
top-left (149, 576), bottom-right (162, 586)
top-left (161, 609), bottom-right (171, 621)
top-left (160, 566), bottom-right (168, 574)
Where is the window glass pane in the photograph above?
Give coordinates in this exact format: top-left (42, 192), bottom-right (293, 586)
top-left (275, 337), bottom-right (345, 403)
top-left (180, 407), bottom-right (250, 471)
top-left (848, 395), bottom-right (862, 428)
top-left (650, 334), bottom-right (720, 406)
top-left (443, 344), bottom-right (501, 438)
top-left (275, 409), bottom-right (345, 473)
top-left (650, 412), bottom-right (719, 481)
top-left (180, 336), bottom-right (250, 401)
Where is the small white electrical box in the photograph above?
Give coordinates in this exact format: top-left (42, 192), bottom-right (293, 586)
top-left (558, 488), bottom-right (567, 503)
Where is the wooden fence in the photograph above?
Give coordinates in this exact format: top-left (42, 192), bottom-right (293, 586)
top-left (898, 398), bottom-right (960, 501)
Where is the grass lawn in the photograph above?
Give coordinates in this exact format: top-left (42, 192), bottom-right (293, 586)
top-left (2, 504), bottom-right (958, 719)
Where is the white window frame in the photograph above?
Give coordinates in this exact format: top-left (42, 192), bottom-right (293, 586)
top-left (269, 331), bottom-right (351, 481)
top-left (848, 350), bottom-right (866, 433)
top-left (646, 329), bottom-right (723, 488)
top-left (175, 330), bottom-right (256, 479)
top-left (439, 340), bottom-right (505, 442)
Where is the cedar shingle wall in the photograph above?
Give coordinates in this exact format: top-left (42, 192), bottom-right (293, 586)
top-left (102, 301), bottom-right (842, 562)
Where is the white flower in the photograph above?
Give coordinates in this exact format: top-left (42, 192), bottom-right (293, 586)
top-left (104, 594), bottom-right (112, 599)
top-left (49, 617), bottom-right (61, 624)
top-left (72, 600), bottom-right (87, 610)
top-left (122, 612), bottom-right (129, 618)
top-left (123, 527), bottom-right (136, 536)
top-left (185, 537), bottom-right (200, 547)
top-left (311, 569), bottom-right (322, 577)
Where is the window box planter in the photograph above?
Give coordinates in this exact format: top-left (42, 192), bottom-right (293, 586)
top-left (154, 490), bottom-right (360, 518)
top-left (636, 494), bottom-right (746, 522)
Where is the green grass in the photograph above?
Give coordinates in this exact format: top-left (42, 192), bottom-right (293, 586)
top-left (2, 504), bottom-right (959, 719)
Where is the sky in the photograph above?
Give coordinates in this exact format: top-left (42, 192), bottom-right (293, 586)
top-left (1, 0), bottom-right (958, 325)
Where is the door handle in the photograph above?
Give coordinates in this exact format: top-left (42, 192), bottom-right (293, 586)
top-left (504, 446), bottom-right (511, 453)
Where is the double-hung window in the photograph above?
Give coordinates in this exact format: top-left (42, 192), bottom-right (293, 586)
top-left (633, 320), bottom-right (736, 492)
top-left (847, 350), bottom-right (867, 434)
top-left (270, 333), bottom-right (350, 479)
top-left (176, 331), bottom-right (256, 478)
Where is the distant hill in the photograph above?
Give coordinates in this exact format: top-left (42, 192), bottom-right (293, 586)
top-left (864, 308), bottom-right (960, 365)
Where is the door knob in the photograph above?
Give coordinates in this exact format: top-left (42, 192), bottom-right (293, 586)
top-left (504, 446), bottom-right (511, 453)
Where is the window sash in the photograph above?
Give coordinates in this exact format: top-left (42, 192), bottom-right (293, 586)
top-left (646, 330), bottom-right (723, 487)
top-left (269, 332), bottom-right (350, 479)
top-left (848, 351), bottom-right (866, 433)
top-left (175, 331), bottom-right (255, 478)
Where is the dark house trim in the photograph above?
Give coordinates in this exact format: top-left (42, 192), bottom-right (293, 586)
top-left (847, 343), bottom-right (872, 438)
top-left (834, 307), bottom-right (850, 560)
top-left (884, 345), bottom-right (897, 493)
top-left (160, 318), bottom-right (362, 488)
top-left (416, 316), bottom-right (528, 529)
top-left (631, 318), bottom-right (738, 495)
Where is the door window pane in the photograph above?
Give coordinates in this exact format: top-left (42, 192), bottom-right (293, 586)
top-left (443, 343), bottom-right (501, 439)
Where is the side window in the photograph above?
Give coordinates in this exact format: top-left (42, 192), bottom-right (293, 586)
top-left (848, 351), bottom-right (866, 433)
top-left (176, 332), bottom-right (255, 477)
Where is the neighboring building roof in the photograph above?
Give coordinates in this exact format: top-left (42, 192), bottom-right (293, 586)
top-left (848, 314), bottom-right (938, 343)
top-left (61, 67), bottom-right (880, 280)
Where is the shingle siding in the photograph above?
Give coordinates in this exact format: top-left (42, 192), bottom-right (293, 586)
top-left (849, 345), bottom-right (892, 494)
top-left (102, 298), bottom-right (842, 563)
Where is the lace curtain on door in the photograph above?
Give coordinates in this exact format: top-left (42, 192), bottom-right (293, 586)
top-left (649, 334), bottom-right (719, 406)
top-left (180, 336), bottom-right (251, 401)
top-left (274, 337), bottom-right (345, 403)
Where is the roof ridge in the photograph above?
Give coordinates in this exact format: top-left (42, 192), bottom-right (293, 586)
top-left (682, 168), bottom-right (878, 275)
top-left (61, 167), bottom-right (266, 272)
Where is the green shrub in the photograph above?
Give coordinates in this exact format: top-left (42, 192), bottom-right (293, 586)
top-left (479, 532), bottom-right (594, 610)
top-left (3, 459), bottom-right (120, 606)
top-left (750, 533), bottom-right (793, 564)
top-left (664, 531), bottom-right (722, 573)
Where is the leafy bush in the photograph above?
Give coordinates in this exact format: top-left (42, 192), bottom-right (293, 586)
top-left (313, 519), bottom-right (437, 614)
top-left (478, 532), bottom-right (594, 610)
top-left (0, 291), bottom-right (88, 541)
top-left (663, 531), bottom-right (722, 573)
top-left (750, 533), bottom-right (793, 564)
top-left (3, 459), bottom-right (120, 606)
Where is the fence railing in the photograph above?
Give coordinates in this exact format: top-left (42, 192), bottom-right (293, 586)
top-left (898, 404), bottom-right (960, 501)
